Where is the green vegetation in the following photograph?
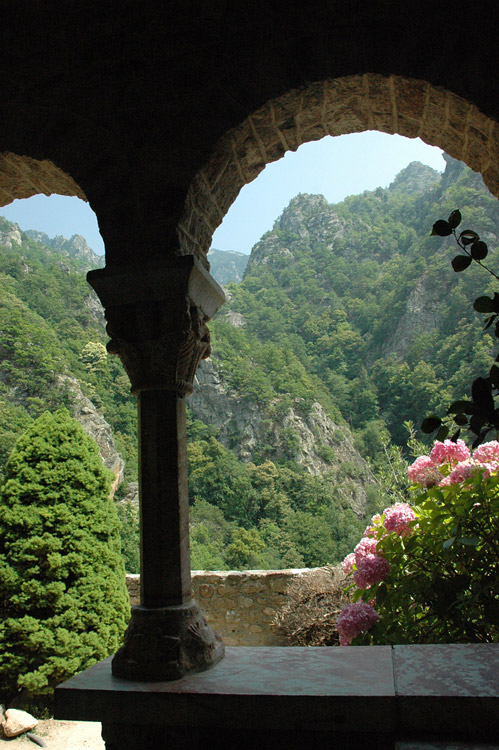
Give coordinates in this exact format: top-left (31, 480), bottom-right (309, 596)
top-left (342, 439), bottom-right (499, 645)
top-left (0, 409), bottom-right (129, 711)
top-left (1, 154), bottom-right (498, 575)
top-left (186, 416), bottom-right (365, 570)
top-left (0, 218), bottom-right (138, 484)
top-left (215, 157), bottom-right (499, 454)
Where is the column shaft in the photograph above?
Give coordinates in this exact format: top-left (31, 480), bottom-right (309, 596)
top-left (139, 390), bottom-right (191, 607)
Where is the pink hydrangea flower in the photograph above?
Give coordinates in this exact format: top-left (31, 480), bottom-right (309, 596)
top-left (353, 554), bottom-right (390, 589)
top-left (446, 459), bottom-right (478, 484)
top-left (473, 441), bottom-right (499, 464)
top-left (363, 513), bottom-right (382, 537)
top-left (383, 503), bottom-right (416, 536)
top-left (407, 455), bottom-right (443, 487)
top-left (445, 458), bottom-right (494, 485)
top-left (480, 461), bottom-right (499, 479)
top-left (438, 475), bottom-right (452, 486)
top-left (341, 552), bottom-right (356, 575)
top-left (336, 602), bottom-right (379, 646)
top-left (354, 537), bottom-right (378, 561)
top-left (430, 439), bottom-right (470, 466)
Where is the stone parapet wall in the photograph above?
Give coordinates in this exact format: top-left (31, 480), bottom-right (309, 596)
top-left (126, 568), bottom-right (318, 646)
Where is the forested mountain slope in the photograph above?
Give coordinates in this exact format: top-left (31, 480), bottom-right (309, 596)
top-left (0, 153), bottom-right (497, 572)
top-left (0, 217), bottom-right (136, 482)
top-left (206, 155), bottom-right (498, 453)
top-left (207, 248), bottom-right (248, 284)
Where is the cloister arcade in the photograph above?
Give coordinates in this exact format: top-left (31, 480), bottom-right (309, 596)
top-left (1, 2), bottom-right (498, 747)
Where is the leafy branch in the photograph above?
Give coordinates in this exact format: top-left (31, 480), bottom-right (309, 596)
top-left (422, 210), bottom-right (499, 446)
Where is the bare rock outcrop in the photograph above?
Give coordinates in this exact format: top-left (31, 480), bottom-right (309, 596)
top-left (0, 221), bottom-right (22, 248)
top-left (380, 274), bottom-right (449, 360)
top-left (190, 358), bottom-right (372, 516)
top-left (61, 376), bottom-right (125, 495)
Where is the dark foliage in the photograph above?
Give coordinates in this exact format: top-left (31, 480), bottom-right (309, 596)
top-left (423, 210), bottom-right (499, 446)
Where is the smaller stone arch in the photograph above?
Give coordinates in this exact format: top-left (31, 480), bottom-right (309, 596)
top-left (0, 152), bottom-right (86, 207)
top-left (179, 73), bottom-right (499, 259)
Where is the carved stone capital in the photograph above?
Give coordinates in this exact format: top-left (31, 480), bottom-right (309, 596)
top-left (112, 601), bottom-right (225, 681)
top-left (87, 257), bottom-right (225, 395)
top-left (104, 299), bottom-right (211, 394)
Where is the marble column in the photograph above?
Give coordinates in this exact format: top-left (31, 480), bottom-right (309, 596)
top-left (87, 256), bottom-right (226, 681)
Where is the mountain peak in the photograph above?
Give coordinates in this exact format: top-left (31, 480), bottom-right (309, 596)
top-left (24, 229), bottom-right (103, 270)
top-left (388, 161), bottom-right (442, 194)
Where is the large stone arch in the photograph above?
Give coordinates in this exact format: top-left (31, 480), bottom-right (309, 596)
top-left (179, 74), bottom-right (499, 259)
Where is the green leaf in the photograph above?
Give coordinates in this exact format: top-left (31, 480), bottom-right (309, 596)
top-left (470, 240), bottom-right (488, 260)
top-left (443, 537), bottom-right (455, 549)
top-left (457, 537), bottom-right (480, 546)
top-left (421, 415), bottom-right (441, 433)
top-left (471, 377), bottom-right (494, 416)
top-left (431, 220), bottom-right (452, 237)
top-left (435, 424), bottom-right (449, 441)
top-left (453, 413), bottom-right (468, 426)
top-left (459, 229), bottom-right (479, 245)
top-left (452, 255), bottom-right (473, 272)
top-left (376, 583), bottom-right (388, 604)
top-left (473, 296), bottom-right (495, 313)
top-left (470, 417), bottom-right (488, 440)
top-left (447, 399), bottom-right (474, 415)
top-left (448, 209), bottom-right (461, 229)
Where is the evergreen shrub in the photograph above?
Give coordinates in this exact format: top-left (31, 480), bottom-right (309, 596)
top-left (0, 408), bottom-right (130, 711)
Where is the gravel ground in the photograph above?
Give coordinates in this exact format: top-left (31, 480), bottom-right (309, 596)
top-left (0, 720), bottom-right (104, 749)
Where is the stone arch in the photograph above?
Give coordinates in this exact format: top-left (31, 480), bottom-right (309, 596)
top-left (0, 152), bottom-right (86, 207)
top-left (179, 74), bottom-right (499, 259)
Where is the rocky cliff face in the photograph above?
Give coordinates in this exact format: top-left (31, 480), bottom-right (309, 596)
top-left (24, 229), bottom-right (103, 270)
top-left (190, 357), bottom-right (372, 516)
top-left (61, 376), bottom-right (125, 496)
top-left (387, 161), bottom-right (441, 194)
top-left (379, 274), bottom-right (452, 360)
top-left (246, 194), bottom-right (348, 274)
top-left (0, 220), bottom-right (22, 249)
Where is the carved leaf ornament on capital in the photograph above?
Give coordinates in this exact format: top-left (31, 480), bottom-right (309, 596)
top-left (105, 300), bottom-right (211, 396)
top-left (86, 257), bottom-right (223, 401)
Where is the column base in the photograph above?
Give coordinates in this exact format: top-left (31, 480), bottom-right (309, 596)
top-left (111, 600), bottom-right (225, 681)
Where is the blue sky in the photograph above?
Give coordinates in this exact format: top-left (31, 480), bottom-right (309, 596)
top-left (0, 132), bottom-right (445, 258)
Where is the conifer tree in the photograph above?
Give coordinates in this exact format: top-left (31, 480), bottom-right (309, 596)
top-left (0, 408), bottom-right (130, 710)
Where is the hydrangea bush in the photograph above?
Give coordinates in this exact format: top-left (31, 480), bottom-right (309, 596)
top-left (336, 439), bottom-right (499, 646)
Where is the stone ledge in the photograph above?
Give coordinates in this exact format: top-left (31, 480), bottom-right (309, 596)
top-left (54, 645), bottom-right (499, 741)
top-left (55, 646), bottom-right (395, 732)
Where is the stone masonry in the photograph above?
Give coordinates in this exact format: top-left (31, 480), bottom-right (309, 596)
top-left (179, 74), bottom-right (499, 259)
top-left (126, 569), bottom-right (315, 646)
